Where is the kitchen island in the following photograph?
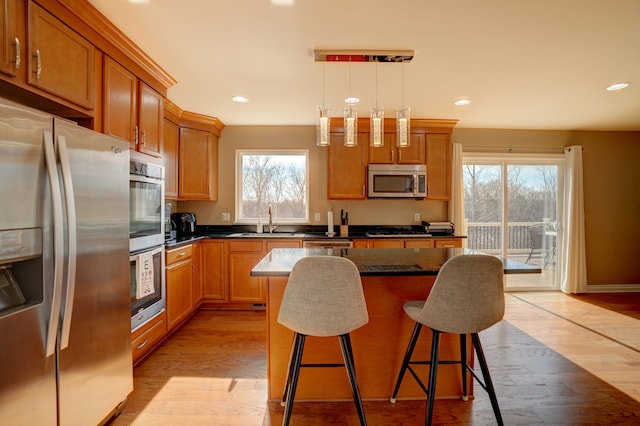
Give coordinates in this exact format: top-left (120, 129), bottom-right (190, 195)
top-left (251, 248), bottom-right (539, 402)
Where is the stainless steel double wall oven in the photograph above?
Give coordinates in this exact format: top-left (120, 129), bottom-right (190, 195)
top-left (129, 160), bottom-right (165, 330)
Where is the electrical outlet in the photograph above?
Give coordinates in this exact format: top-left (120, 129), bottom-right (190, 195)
top-left (314, 212), bottom-right (321, 222)
top-left (221, 212), bottom-right (231, 222)
top-left (414, 213), bottom-right (420, 222)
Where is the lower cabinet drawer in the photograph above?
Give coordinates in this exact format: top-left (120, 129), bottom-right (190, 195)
top-left (132, 311), bottom-right (166, 363)
top-left (433, 239), bottom-right (463, 248)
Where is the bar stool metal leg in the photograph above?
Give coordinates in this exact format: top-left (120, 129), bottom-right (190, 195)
top-left (280, 336), bottom-right (296, 407)
top-left (282, 333), bottom-right (306, 426)
top-left (425, 330), bottom-right (441, 426)
top-left (339, 334), bottom-right (367, 425)
top-left (460, 334), bottom-right (468, 401)
top-left (471, 333), bottom-right (504, 426)
top-left (390, 323), bottom-right (423, 403)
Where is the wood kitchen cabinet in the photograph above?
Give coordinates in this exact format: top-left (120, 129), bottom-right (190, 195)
top-left (226, 239), bottom-right (301, 304)
top-left (178, 112), bottom-right (223, 200)
top-left (327, 132), bottom-right (368, 199)
top-left (227, 240), bottom-right (264, 303)
top-left (27, 1), bottom-right (95, 110)
top-left (165, 244), bottom-right (194, 331)
top-left (192, 242), bottom-right (203, 306)
top-left (0, 0), bottom-right (24, 79)
top-left (131, 311), bottom-right (166, 366)
top-left (103, 55), bottom-right (163, 157)
top-left (201, 240), bottom-right (225, 301)
top-left (369, 133), bottom-right (425, 164)
top-left (404, 239), bottom-right (435, 248)
top-left (433, 238), bottom-right (463, 248)
top-left (425, 133), bottom-right (452, 200)
top-left (163, 99), bottom-right (181, 199)
top-left (353, 239), bottom-right (405, 248)
top-left (357, 238), bottom-right (461, 249)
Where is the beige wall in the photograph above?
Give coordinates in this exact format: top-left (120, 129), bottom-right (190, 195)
top-left (454, 128), bottom-right (640, 287)
top-left (179, 125), bottom-right (640, 287)
top-left (179, 125), bottom-right (448, 226)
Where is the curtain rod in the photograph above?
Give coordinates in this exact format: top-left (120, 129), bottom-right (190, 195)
top-left (461, 146), bottom-right (581, 153)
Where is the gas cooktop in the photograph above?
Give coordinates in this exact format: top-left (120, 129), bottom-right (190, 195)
top-left (364, 230), bottom-right (431, 238)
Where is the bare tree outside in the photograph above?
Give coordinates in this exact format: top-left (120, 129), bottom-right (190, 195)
top-left (239, 152), bottom-right (308, 223)
top-left (463, 161), bottom-right (559, 253)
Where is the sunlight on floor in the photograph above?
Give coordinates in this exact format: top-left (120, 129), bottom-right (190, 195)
top-left (504, 293), bottom-right (640, 402)
top-left (128, 377), bottom-right (268, 425)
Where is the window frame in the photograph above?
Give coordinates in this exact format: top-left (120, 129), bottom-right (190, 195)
top-left (235, 149), bottom-right (310, 225)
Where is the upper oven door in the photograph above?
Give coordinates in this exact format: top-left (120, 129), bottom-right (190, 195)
top-left (130, 173), bottom-right (164, 252)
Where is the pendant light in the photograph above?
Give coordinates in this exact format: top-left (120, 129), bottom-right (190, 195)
top-left (316, 63), bottom-right (331, 146)
top-left (396, 62), bottom-right (410, 148)
top-left (344, 57), bottom-right (358, 147)
top-left (370, 62), bottom-right (384, 147)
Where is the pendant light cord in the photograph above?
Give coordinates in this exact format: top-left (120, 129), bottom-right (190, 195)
top-left (375, 62), bottom-right (379, 109)
top-left (401, 62), bottom-right (405, 107)
top-left (322, 63), bottom-right (326, 107)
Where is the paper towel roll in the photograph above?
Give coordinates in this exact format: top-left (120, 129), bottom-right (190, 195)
top-left (327, 209), bottom-right (334, 236)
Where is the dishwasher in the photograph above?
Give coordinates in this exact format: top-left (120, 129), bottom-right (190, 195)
top-left (302, 239), bottom-right (353, 249)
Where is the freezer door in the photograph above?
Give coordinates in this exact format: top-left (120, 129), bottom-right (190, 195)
top-left (0, 99), bottom-right (57, 424)
top-left (54, 118), bottom-right (133, 425)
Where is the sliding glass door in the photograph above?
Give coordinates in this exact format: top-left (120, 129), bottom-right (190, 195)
top-left (463, 154), bottom-right (563, 290)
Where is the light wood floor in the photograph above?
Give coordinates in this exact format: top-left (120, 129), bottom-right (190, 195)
top-left (110, 292), bottom-right (640, 425)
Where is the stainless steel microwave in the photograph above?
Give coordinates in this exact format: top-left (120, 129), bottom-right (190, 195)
top-left (368, 164), bottom-right (427, 198)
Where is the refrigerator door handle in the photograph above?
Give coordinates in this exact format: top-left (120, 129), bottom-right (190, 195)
top-left (56, 135), bottom-right (77, 350)
top-left (43, 131), bottom-right (64, 357)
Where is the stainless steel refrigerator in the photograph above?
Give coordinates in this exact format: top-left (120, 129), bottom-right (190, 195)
top-left (0, 97), bottom-right (132, 425)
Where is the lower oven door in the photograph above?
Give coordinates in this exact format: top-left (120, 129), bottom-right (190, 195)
top-left (130, 245), bottom-right (165, 330)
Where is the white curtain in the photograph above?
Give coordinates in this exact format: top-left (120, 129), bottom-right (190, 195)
top-left (449, 143), bottom-right (466, 243)
top-left (560, 146), bottom-right (588, 293)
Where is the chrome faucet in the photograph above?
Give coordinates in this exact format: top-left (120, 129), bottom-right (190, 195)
top-left (268, 205), bottom-right (277, 233)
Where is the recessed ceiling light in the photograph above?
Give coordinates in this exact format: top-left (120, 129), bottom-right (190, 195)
top-left (606, 82), bottom-right (630, 91)
top-left (454, 99), bottom-right (471, 106)
top-left (231, 95), bottom-right (249, 103)
top-left (345, 97), bottom-right (360, 104)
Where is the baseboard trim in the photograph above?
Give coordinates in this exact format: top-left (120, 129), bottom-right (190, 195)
top-left (587, 284), bottom-right (640, 293)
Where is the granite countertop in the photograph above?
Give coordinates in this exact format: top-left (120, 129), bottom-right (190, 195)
top-left (164, 225), bottom-right (466, 248)
top-left (250, 248), bottom-right (541, 277)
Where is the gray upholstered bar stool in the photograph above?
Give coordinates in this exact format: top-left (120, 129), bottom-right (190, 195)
top-left (389, 254), bottom-right (505, 426)
top-left (277, 256), bottom-right (369, 426)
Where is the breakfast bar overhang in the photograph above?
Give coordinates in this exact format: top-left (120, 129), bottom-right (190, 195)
top-left (251, 248), bottom-right (540, 402)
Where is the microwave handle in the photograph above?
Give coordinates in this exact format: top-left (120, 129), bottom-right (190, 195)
top-left (413, 173), bottom-right (418, 196)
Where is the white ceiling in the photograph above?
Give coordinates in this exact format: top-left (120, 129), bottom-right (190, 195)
top-left (87, 0), bottom-right (640, 131)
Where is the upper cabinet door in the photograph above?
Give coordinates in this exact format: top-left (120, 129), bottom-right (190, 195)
top-left (0, 0), bottom-right (25, 79)
top-left (103, 56), bottom-right (137, 146)
top-left (369, 133), bottom-right (425, 164)
top-left (137, 82), bottom-right (163, 157)
top-left (425, 133), bottom-right (451, 200)
top-left (327, 133), bottom-right (368, 199)
top-left (28, 2), bottom-right (95, 110)
top-left (103, 56), bottom-right (163, 157)
top-left (179, 126), bottom-right (215, 200)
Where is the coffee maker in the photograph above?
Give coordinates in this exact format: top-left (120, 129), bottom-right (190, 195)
top-left (171, 212), bottom-right (197, 236)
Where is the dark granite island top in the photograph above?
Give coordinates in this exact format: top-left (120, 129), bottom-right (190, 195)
top-left (251, 247), bottom-right (541, 277)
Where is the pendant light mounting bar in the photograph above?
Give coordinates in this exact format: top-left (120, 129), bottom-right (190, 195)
top-left (314, 49), bottom-right (414, 63)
